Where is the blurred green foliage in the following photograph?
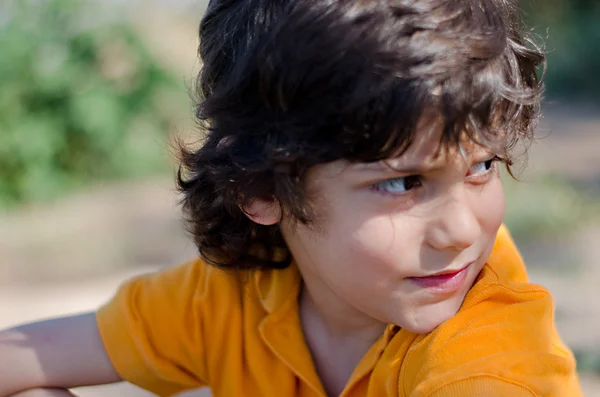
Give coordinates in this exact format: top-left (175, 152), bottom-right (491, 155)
top-left (503, 172), bottom-right (600, 242)
top-left (522, 0), bottom-right (600, 100)
top-left (575, 350), bottom-right (600, 375)
top-left (0, 0), bottom-right (187, 208)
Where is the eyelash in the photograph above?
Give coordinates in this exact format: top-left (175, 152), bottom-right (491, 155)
top-left (371, 156), bottom-right (500, 196)
top-left (466, 156), bottom-right (500, 180)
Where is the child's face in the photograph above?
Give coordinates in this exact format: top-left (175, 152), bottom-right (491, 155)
top-left (282, 120), bottom-right (506, 334)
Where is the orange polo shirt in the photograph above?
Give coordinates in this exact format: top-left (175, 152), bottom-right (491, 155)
top-left (96, 225), bottom-right (583, 396)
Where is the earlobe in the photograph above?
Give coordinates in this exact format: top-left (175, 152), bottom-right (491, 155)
top-left (242, 198), bottom-right (282, 226)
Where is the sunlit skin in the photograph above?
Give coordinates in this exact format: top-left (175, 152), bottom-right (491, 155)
top-left (280, 122), bottom-right (506, 337)
top-left (246, 118), bottom-right (507, 395)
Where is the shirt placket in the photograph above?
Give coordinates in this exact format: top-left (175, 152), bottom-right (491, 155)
top-left (259, 298), bottom-right (328, 397)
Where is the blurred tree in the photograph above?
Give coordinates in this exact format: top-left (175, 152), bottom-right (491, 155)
top-left (0, 0), bottom-right (188, 208)
top-left (521, 0), bottom-right (600, 101)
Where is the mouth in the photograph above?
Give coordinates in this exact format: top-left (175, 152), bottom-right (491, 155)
top-left (408, 263), bottom-right (472, 293)
top-left (421, 264), bottom-right (471, 278)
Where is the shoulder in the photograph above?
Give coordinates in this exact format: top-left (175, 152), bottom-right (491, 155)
top-left (399, 226), bottom-right (583, 395)
top-left (105, 257), bottom-right (304, 323)
top-left (402, 268), bottom-right (578, 396)
top-left (121, 257), bottom-right (246, 300)
top-left (98, 257), bottom-right (252, 337)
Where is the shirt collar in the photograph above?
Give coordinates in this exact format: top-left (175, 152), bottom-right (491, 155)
top-left (253, 261), bottom-right (302, 313)
top-left (484, 223), bottom-right (528, 283)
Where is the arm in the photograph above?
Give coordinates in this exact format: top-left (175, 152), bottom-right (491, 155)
top-left (10, 389), bottom-right (77, 397)
top-left (0, 312), bottom-right (121, 397)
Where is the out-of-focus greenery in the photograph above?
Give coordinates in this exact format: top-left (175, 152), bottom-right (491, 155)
top-left (0, 0), bottom-right (188, 208)
top-left (575, 350), bottom-right (600, 375)
top-left (522, 0), bottom-right (600, 100)
top-left (503, 172), bottom-right (600, 242)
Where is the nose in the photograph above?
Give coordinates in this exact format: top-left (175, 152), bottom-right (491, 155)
top-left (426, 189), bottom-right (481, 251)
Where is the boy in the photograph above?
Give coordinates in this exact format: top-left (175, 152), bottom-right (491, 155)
top-left (0, 0), bottom-right (584, 396)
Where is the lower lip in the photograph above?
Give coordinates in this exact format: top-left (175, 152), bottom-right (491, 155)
top-left (408, 265), bottom-right (470, 294)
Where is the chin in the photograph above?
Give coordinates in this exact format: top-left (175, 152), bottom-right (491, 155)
top-left (400, 300), bottom-right (463, 335)
top-left (402, 318), bottom-right (446, 335)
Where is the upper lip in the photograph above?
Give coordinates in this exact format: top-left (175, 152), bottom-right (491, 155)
top-left (412, 263), bottom-right (471, 278)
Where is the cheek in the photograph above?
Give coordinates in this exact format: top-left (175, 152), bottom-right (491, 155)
top-left (487, 178), bottom-right (506, 219)
top-left (333, 214), bottom-right (420, 274)
top-left (475, 177), bottom-right (506, 235)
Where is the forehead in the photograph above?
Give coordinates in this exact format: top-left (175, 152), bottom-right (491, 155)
top-left (350, 117), bottom-right (495, 174)
top-left (310, 112), bottom-right (507, 184)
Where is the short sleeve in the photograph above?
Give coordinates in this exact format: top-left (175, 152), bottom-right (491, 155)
top-left (96, 260), bottom-right (209, 396)
top-left (421, 376), bottom-right (536, 397)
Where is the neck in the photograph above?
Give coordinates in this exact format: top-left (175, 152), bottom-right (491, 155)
top-left (298, 279), bottom-right (387, 343)
top-left (298, 281), bottom-right (388, 397)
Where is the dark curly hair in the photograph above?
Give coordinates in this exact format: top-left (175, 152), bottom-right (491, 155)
top-left (177, 0), bottom-right (545, 270)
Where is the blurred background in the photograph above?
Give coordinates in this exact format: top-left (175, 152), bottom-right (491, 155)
top-left (0, 0), bottom-right (598, 395)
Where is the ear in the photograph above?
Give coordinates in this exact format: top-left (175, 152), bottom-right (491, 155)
top-left (242, 198), bottom-right (282, 226)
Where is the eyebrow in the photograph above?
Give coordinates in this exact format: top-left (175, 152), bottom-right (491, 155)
top-left (348, 160), bottom-right (445, 175)
top-left (348, 145), bottom-right (495, 176)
